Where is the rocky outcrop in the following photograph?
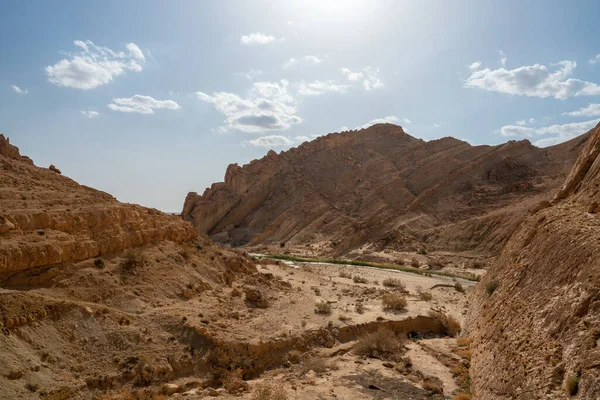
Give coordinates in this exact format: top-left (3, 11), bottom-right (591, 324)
top-left (183, 124), bottom-right (588, 255)
top-left (0, 134), bottom-right (198, 286)
top-left (467, 121), bottom-right (600, 399)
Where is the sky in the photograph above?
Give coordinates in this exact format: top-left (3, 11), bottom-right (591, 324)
top-left (2, 0), bottom-right (600, 212)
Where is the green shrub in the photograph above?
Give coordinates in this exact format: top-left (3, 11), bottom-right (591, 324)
top-left (566, 375), bottom-right (579, 396)
top-left (314, 301), bottom-right (332, 315)
top-left (454, 282), bottom-right (465, 293)
top-left (94, 258), bottom-right (105, 269)
top-left (486, 280), bottom-right (499, 295)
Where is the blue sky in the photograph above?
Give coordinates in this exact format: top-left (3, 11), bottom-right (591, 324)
top-left (2, 0), bottom-right (600, 212)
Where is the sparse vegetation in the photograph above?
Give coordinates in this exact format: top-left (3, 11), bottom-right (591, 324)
top-left (355, 302), bottom-right (365, 314)
top-left (411, 258), bottom-right (420, 268)
top-left (417, 248), bottom-right (427, 255)
top-left (338, 314), bottom-right (351, 322)
top-left (429, 310), bottom-right (461, 337)
top-left (25, 383), bottom-right (39, 392)
top-left (454, 282), bottom-right (465, 293)
top-left (279, 242), bottom-right (286, 248)
top-left (382, 277), bottom-right (405, 289)
top-left (338, 270), bottom-right (352, 279)
top-left (314, 301), bottom-right (332, 315)
top-left (313, 287), bottom-right (321, 296)
top-left (566, 375), bottom-right (579, 396)
top-left (252, 382), bottom-right (288, 400)
top-left (354, 328), bottom-right (405, 360)
top-left (452, 393), bottom-right (472, 400)
top-left (94, 258), bottom-right (105, 269)
top-left (422, 377), bottom-right (443, 394)
top-left (486, 280), bottom-right (499, 295)
top-left (381, 293), bottom-right (408, 312)
top-left (353, 275), bottom-right (368, 284)
top-left (419, 292), bottom-right (433, 301)
top-left (261, 254), bottom-right (479, 281)
top-left (301, 356), bottom-right (336, 375)
top-left (121, 250), bottom-right (147, 274)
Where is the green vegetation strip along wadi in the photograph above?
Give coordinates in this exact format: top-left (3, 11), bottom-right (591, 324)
top-left (258, 254), bottom-right (480, 282)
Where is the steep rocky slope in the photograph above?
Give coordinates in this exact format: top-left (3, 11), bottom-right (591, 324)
top-left (467, 122), bottom-right (600, 399)
top-left (183, 124), bottom-right (588, 256)
top-left (0, 134), bottom-right (197, 286)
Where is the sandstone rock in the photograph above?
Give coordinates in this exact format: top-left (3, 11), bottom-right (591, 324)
top-left (244, 287), bottom-right (269, 308)
top-left (162, 383), bottom-right (179, 395)
top-left (48, 164), bottom-right (61, 174)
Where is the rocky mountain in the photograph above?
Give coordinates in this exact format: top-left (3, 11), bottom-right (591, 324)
top-left (467, 122), bottom-right (600, 398)
top-left (183, 123), bottom-right (589, 256)
top-left (0, 134), bottom-right (198, 286)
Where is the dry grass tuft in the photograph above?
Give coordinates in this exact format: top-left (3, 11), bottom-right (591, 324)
top-left (422, 378), bottom-right (443, 394)
top-left (252, 382), bottom-right (287, 400)
top-left (314, 301), bottom-right (332, 315)
top-left (419, 292), bottom-right (433, 301)
top-left (382, 293), bottom-right (408, 312)
top-left (353, 275), bottom-right (368, 284)
top-left (338, 270), bottom-right (352, 279)
top-left (382, 278), bottom-right (405, 289)
top-left (354, 328), bottom-right (405, 360)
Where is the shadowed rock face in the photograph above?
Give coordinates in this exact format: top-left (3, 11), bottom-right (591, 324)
top-left (467, 121), bottom-right (600, 399)
top-left (0, 134), bottom-right (198, 286)
top-left (183, 123), bottom-right (588, 255)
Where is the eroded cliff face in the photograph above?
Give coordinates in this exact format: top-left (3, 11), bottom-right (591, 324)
top-left (467, 122), bottom-right (600, 399)
top-left (183, 124), bottom-right (587, 256)
top-left (0, 134), bottom-right (198, 286)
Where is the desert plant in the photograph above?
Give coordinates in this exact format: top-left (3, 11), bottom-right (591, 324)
top-left (121, 250), bottom-right (147, 274)
top-left (301, 356), bottom-right (335, 375)
top-left (417, 248), bottom-right (427, 255)
top-left (354, 328), bottom-right (404, 360)
top-left (313, 287), bottom-right (321, 296)
top-left (338, 314), bottom-right (351, 322)
top-left (419, 292), bottom-right (433, 301)
top-left (411, 258), bottom-right (420, 268)
top-left (486, 280), bottom-right (499, 295)
top-left (422, 378), bottom-right (443, 394)
top-left (314, 301), bottom-right (332, 315)
top-left (452, 394), bottom-right (472, 400)
top-left (25, 383), bottom-right (39, 392)
top-left (382, 293), bottom-right (408, 312)
top-left (279, 242), bottom-right (286, 248)
top-left (454, 282), bottom-right (465, 293)
top-left (252, 382), bottom-right (287, 400)
top-left (355, 302), bottom-right (365, 314)
top-left (566, 375), bottom-right (579, 396)
top-left (353, 275), bottom-right (368, 284)
top-left (338, 270), bottom-right (352, 279)
top-left (429, 310), bottom-right (461, 337)
top-left (382, 277), bottom-right (405, 289)
top-left (94, 258), bottom-right (105, 269)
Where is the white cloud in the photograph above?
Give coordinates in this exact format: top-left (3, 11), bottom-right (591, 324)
top-left (516, 120), bottom-right (527, 126)
top-left (340, 126), bottom-right (350, 131)
top-left (499, 50), bottom-right (507, 67)
top-left (197, 80), bottom-right (301, 133)
top-left (296, 80), bottom-right (348, 96)
top-left (465, 60), bottom-right (600, 99)
top-left (295, 135), bottom-right (312, 143)
top-left (589, 54), bottom-right (600, 64)
top-left (237, 69), bottom-right (263, 81)
top-left (433, 123), bottom-right (442, 128)
top-left (283, 58), bottom-right (297, 68)
top-left (11, 85), bottom-right (28, 95)
top-left (283, 55), bottom-right (324, 69)
top-left (304, 55), bottom-right (323, 64)
top-left (81, 110), bottom-right (99, 118)
top-left (357, 116), bottom-right (404, 130)
top-left (240, 33), bottom-right (276, 45)
top-left (341, 66), bottom-right (384, 91)
top-left (247, 135), bottom-right (293, 148)
top-left (45, 40), bottom-right (145, 89)
top-left (469, 61), bottom-right (482, 71)
top-left (107, 95), bottom-right (181, 114)
top-left (564, 103), bottom-right (600, 117)
top-left (125, 43), bottom-right (145, 61)
top-left (495, 119), bottom-right (598, 147)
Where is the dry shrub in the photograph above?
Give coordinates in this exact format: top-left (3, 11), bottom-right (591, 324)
top-left (314, 301), bottom-right (332, 315)
top-left (411, 258), bottom-right (420, 268)
top-left (419, 292), bottom-right (433, 301)
top-left (355, 302), bottom-right (365, 314)
top-left (422, 377), bottom-right (443, 394)
top-left (454, 282), bottom-right (465, 293)
top-left (456, 337), bottom-right (472, 347)
top-left (301, 356), bottom-right (335, 375)
top-left (353, 275), bottom-right (368, 284)
top-left (382, 293), bottom-right (408, 312)
top-left (252, 382), bottom-right (287, 400)
top-left (354, 328), bottom-right (404, 360)
top-left (287, 350), bottom-right (302, 364)
top-left (429, 310), bottom-right (461, 337)
top-left (452, 394), bottom-right (472, 400)
top-left (122, 250), bottom-right (148, 274)
top-left (382, 278), bottom-right (405, 289)
top-left (338, 270), bottom-right (352, 279)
